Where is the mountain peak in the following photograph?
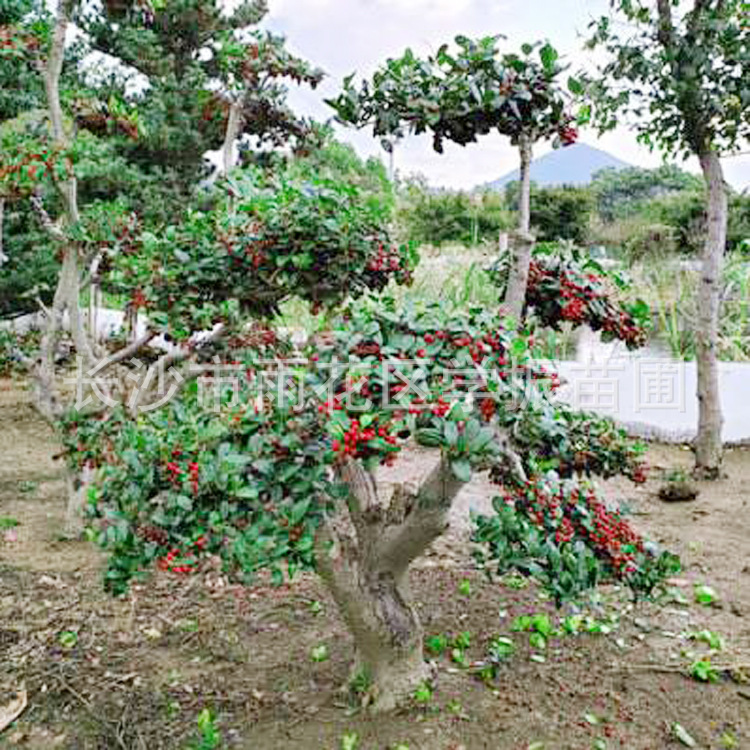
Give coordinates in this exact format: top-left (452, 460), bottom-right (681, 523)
top-left (486, 142), bottom-right (632, 190)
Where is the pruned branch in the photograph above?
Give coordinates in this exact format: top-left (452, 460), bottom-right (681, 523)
top-left (97, 330), bottom-right (158, 374)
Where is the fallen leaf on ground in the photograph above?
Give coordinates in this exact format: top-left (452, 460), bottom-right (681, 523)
top-left (0, 688), bottom-right (28, 734)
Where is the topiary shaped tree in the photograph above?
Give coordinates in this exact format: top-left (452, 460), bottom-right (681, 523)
top-left (327, 35), bottom-right (580, 319)
top-left (67, 297), bottom-right (678, 711)
top-left (4, 0), bottom-right (411, 534)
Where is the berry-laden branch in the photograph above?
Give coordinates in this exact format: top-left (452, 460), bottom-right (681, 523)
top-left (489, 242), bottom-right (650, 349)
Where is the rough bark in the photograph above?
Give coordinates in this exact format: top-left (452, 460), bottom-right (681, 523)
top-left (34, 1), bottom-right (96, 533)
top-left (502, 136), bottom-right (535, 320)
top-left (694, 149), bottom-right (726, 478)
top-left (315, 457), bottom-right (463, 711)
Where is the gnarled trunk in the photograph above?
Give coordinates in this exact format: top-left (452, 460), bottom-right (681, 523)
top-left (694, 150), bottom-right (726, 478)
top-left (316, 458), bottom-right (463, 711)
top-left (502, 135), bottom-right (534, 320)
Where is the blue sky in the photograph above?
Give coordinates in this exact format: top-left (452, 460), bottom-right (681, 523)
top-left (263, 0), bottom-right (749, 190)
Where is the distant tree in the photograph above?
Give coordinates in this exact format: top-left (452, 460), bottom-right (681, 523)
top-left (505, 181), bottom-right (594, 244)
top-left (328, 35), bottom-right (579, 319)
top-left (588, 0), bottom-right (750, 478)
top-left (397, 183), bottom-right (511, 247)
top-left (591, 165), bottom-right (705, 222)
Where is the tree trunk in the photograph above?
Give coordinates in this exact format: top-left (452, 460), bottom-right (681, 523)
top-left (221, 101), bottom-right (243, 175)
top-left (64, 462), bottom-right (95, 538)
top-left (0, 198), bottom-right (6, 266)
top-left (517, 135), bottom-right (532, 235)
top-left (315, 458), bottom-right (463, 711)
top-left (502, 136), bottom-right (535, 321)
top-left (694, 150), bottom-right (726, 478)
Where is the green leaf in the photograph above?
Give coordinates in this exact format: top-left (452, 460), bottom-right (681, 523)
top-left (59, 630), bottom-right (78, 649)
top-left (568, 76), bottom-right (584, 95)
top-left (235, 486), bottom-right (259, 499)
top-left (451, 458), bottom-right (471, 482)
top-left (694, 584), bottom-right (717, 605)
top-left (539, 43), bottom-right (559, 72)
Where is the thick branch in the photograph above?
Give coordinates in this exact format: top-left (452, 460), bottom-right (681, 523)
top-left (124, 324), bottom-right (228, 415)
top-left (97, 330), bottom-right (158, 373)
top-left (376, 458), bottom-right (463, 575)
top-left (30, 195), bottom-right (65, 241)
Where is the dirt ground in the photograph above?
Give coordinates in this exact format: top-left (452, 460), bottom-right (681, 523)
top-left (0, 378), bottom-right (749, 750)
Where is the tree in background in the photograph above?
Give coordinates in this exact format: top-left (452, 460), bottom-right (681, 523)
top-left (396, 179), bottom-right (511, 247)
top-left (588, 0), bottom-right (750, 478)
top-left (76, 0), bottom-right (324, 189)
top-left (327, 35), bottom-right (579, 319)
top-left (591, 164), bottom-right (705, 223)
top-left (504, 181), bottom-right (594, 245)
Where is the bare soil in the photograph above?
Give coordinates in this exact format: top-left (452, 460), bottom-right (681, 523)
top-left (0, 379), bottom-right (748, 750)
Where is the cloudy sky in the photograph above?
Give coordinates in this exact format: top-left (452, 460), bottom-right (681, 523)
top-left (261, 0), bottom-right (749, 191)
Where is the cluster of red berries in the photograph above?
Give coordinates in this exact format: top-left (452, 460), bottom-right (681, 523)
top-left (629, 462), bottom-right (649, 484)
top-left (0, 25), bottom-right (40, 54)
top-left (188, 461), bottom-right (200, 496)
top-left (479, 397), bottom-right (497, 421)
top-left (559, 125), bottom-right (578, 146)
top-left (561, 296), bottom-right (586, 323)
top-left (218, 231), bottom-right (268, 270)
top-left (584, 495), bottom-right (644, 574)
top-left (164, 451), bottom-right (201, 495)
top-left (367, 242), bottom-right (403, 273)
top-left (601, 310), bottom-right (647, 348)
top-left (165, 460), bottom-right (182, 485)
top-left (131, 288), bottom-right (148, 310)
top-left (227, 327), bottom-right (277, 350)
top-left (505, 481), bottom-right (647, 579)
top-left (527, 260), bottom-right (647, 349)
top-left (157, 535), bottom-right (208, 575)
top-left (0, 150), bottom-right (55, 198)
top-left (331, 419), bottom-right (398, 461)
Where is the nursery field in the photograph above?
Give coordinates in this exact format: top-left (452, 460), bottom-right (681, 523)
top-left (1, 380), bottom-right (748, 750)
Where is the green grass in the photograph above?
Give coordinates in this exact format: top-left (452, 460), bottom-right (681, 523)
top-left (630, 253), bottom-right (750, 361)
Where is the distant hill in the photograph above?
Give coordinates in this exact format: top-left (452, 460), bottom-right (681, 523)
top-left (486, 143), bottom-right (632, 190)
